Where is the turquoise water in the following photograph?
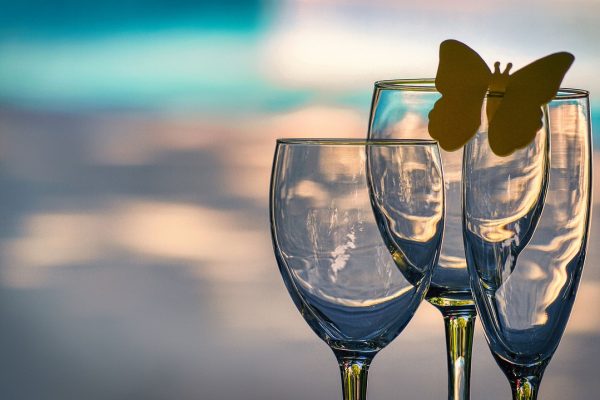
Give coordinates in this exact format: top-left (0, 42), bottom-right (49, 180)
top-left (0, 0), bottom-right (265, 35)
top-left (0, 1), bottom-right (285, 111)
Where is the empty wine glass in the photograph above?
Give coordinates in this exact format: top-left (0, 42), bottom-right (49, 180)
top-left (270, 139), bottom-right (444, 400)
top-left (369, 79), bottom-right (476, 400)
top-left (463, 89), bottom-right (592, 400)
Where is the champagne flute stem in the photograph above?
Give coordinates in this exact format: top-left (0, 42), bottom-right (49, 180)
top-left (442, 309), bottom-right (476, 400)
top-left (336, 354), bottom-right (372, 400)
top-left (493, 353), bottom-right (548, 400)
top-left (510, 376), bottom-right (540, 400)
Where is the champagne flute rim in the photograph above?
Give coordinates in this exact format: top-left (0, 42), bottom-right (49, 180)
top-left (276, 138), bottom-right (438, 146)
top-left (374, 78), bottom-right (589, 99)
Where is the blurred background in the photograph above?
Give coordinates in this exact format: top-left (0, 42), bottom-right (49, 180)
top-left (0, 0), bottom-right (599, 398)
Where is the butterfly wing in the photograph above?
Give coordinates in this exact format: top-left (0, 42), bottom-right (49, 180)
top-left (428, 39), bottom-right (491, 151)
top-left (488, 52), bottom-right (574, 156)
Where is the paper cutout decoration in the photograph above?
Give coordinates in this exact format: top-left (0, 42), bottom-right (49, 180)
top-left (428, 39), bottom-right (574, 156)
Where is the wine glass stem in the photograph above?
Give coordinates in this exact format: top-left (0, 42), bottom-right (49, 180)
top-left (510, 376), bottom-right (540, 400)
top-left (442, 309), bottom-right (476, 400)
top-left (338, 356), bottom-right (371, 400)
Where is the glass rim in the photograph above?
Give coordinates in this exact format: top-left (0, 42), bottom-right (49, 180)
top-left (374, 78), bottom-right (589, 99)
top-left (276, 138), bottom-right (438, 146)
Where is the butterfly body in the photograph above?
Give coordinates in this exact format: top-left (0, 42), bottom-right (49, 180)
top-left (428, 40), bottom-right (574, 156)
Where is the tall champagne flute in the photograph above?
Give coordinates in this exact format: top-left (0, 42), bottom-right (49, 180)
top-left (270, 139), bottom-right (444, 399)
top-left (369, 79), bottom-right (475, 400)
top-left (463, 89), bottom-right (592, 399)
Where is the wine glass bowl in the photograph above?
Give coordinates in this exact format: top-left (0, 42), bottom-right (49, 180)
top-left (463, 89), bottom-right (592, 399)
top-left (270, 138), bottom-right (444, 399)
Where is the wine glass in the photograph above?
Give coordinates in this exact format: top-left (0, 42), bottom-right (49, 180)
top-left (270, 138), bottom-right (444, 400)
top-left (369, 79), bottom-right (476, 400)
top-left (463, 89), bottom-right (592, 399)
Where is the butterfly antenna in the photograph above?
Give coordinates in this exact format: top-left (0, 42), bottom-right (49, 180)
top-left (493, 61), bottom-right (501, 74)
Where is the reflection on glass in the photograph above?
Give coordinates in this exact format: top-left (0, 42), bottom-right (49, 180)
top-left (270, 139), bottom-right (444, 400)
top-left (463, 90), bottom-right (592, 400)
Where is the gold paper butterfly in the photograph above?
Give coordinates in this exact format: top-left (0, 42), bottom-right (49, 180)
top-left (428, 39), bottom-right (574, 156)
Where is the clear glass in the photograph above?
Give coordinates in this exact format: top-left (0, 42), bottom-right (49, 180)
top-left (463, 90), bottom-right (592, 399)
top-left (368, 79), bottom-right (476, 400)
top-left (270, 139), bottom-right (444, 399)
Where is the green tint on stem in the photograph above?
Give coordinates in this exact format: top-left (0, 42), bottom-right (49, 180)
top-left (442, 309), bottom-right (476, 400)
top-left (493, 355), bottom-right (549, 400)
top-left (511, 376), bottom-right (540, 400)
top-left (336, 353), bottom-right (372, 400)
